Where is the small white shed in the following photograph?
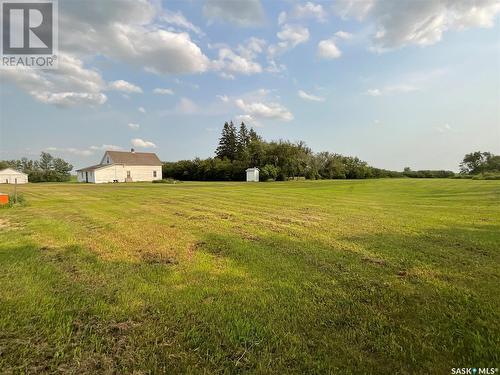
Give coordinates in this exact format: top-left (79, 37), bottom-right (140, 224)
top-left (246, 167), bottom-right (259, 182)
top-left (0, 168), bottom-right (28, 184)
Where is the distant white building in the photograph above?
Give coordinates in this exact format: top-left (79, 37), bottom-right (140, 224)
top-left (76, 149), bottom-right (162, 183)
top-left (0, 168), bottom-right (28, 184)
top-left (246, 167), bottom-right (259, 182)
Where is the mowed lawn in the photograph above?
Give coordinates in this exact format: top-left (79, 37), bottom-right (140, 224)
top-left (0, 179), bottom-right (499, 374)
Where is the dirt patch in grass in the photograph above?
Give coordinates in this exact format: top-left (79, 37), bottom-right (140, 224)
top-left (141, 252), bottom-right (178, 265)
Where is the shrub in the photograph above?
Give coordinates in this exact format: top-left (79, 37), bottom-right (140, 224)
top-left (0, 193), bottom-right (25, 208)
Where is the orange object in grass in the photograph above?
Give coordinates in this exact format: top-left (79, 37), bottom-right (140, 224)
top-left (0, 194), bottom-right (9, 205)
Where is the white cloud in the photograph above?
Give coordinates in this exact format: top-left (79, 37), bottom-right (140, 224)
top-left (89, 144), bottom-right (123, 151)
top-left (138, 106), bottom-right (146, 113)
top-left (3, 1), bottom-right (211, 107)
top-left (298, 90), bottom-right (325, 102)
top-left (153, 88), bottom-right (174, 95)
top-left (213, 38), bottom-right (266, 77)
top-left (335, 30), bottom-right (353, 39)
top-left (108, 80), bottom-right (143, 94)
top-left (161, 9), bottom-right (204, 36)
top-left (333, 0), bottom-right (375, 20)
top-left (366, 88), bottom-right (382, 96)
top-left (317, 38), bottom-right (342, 59)
top-left (268, 24), bottom-right (310, 58)
top-left (235, 98), bottom-right (294, 121)
top-left (176, 97), bottom-right (198, 114)
top-left (292, 2), bottom-right (327, 23)
top-left (32, 92), bottom-right (107, 107)
top-left (131, 138), bottom-right (157, 148)
top-left (60, 1), bottom-right (210, 75)
top-left (203, 0), bottom-right (264, 27)
top-left (217, 95), bottom-right (229, 102)
top-left (128, 123), bottom-right (140, 129)
top-left (277, 24), bottom-right (310, 47)
top-left (0, 53), bottom-right (108, 107)
top-left (46, 147), bottom-right (94, 156)
top-left (366, 84), bottom-right (418, 96)
top-left (334, 0), bottom-right (500, 50)
top-left (234, 114), bottom-right (262, 127)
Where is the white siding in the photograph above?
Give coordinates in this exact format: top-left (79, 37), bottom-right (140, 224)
top-left (0, 169), bottom-right (28, 184)
top-left (78, 165), bottom-right (162, 183)
top-left (246, 169), bottom-right (259, 182)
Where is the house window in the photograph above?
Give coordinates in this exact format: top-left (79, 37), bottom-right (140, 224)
top-left (106, 157), bottom-right (110, 164)
top-left (127, 171), bottom-right (131, 178)
top-left (153, 170), bottom-right (157, 178)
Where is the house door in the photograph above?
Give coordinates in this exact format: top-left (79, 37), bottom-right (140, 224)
top-left (85, 172), bottom-right (88, 183)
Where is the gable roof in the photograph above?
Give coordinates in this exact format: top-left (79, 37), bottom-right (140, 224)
top-left (106, 151), bottom-right (162, 166)
top-left (0, 168), bottom-right (28, 176)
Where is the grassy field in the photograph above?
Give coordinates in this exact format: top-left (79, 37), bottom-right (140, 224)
top-left (0, 179), bottom-right (499, 374)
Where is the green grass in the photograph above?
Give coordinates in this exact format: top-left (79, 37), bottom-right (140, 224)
top-left (0, 179), bottom-right (499, 373)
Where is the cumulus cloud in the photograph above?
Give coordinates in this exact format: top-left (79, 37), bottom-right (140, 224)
top-left (298, 90), bottom-right (325, 102)
top-left (108, 80), bottom-right (143, 93)
top-left (131, 138), bottom-right (157, 148)
top-left (335, 30), bottom-right (353, 39)
top-left (60, 0), bottom-right (210, 74)
top-left (128, 123), bottom-right (140, 129)
top-left (161, 9), bottom-right (204, 36)
top-left (317, 37), bottom-right (342, 59)
top-left (213, 37), bottom-right (266, 77)
top-left (33, 92), bottom-right (107, 107)
top-left (3, 1), bottom-right (211, 108)
top-left (203, 0), bottom-right (264, 27)
top-left (268, 24), bottom-right (310, 58)
top-left (153, 88), bottom-right (174, 95)
top-left (138, 106), bottom-right (146, 113)
top-left (235, 98), bottom-right (294, 121)
top-left (0, 54), bottom-right (108, 107)
top-left (277, 24), bottom-right (310, 47)
top-left (334, 0), bottom-right (500, 50)
top-left (292, 2), bottom-right (327, 22)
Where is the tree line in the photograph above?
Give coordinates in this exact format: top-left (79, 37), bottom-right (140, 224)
top-left (0, 152), bottom-right (73, 182)
top-left (164, 121), bottom-right (404, 181)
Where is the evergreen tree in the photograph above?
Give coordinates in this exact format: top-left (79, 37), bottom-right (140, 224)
top-left (216, 121), bottom-right (237, 160)
top-left (236, 122), bottom-right (250, 160)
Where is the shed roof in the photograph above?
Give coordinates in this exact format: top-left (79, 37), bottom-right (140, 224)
top-left (246, 167), bottom-right (260, 171)
top-left (76, 164), bottom-right (113, 172)
top-left (106, 151), bottom-right (162, 166)
top-left (0, 168), bottom-right (28, 176)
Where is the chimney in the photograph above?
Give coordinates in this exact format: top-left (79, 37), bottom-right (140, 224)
top-left (131, 148), bottom-right (135, 153)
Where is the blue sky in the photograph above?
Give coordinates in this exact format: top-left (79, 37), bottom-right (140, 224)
top-left (1, 0), bottom-right (499, 171)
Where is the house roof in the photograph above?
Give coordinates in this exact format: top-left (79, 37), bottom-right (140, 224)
top-left (0, 168), bottom-right (28, 176)
top-left (106, 151), bottom-right (162, 166)
top-left (76, 164), bottom-right (112, 172)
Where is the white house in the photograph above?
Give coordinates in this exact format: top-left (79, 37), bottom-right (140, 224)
top-left (246, 167), bottom-right (259, 182)
top-left (76, 149), bottom-right (162, 183)
top-left (0, 168), bottom-right (28, 184)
